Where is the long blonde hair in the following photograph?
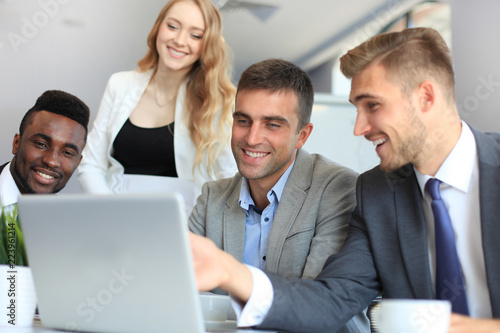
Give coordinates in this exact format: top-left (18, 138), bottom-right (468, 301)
top-left (137, 0), bottom-right (235, 180)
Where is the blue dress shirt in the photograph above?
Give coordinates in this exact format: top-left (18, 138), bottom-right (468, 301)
top-left (238, 161), bottom-right (295, 270)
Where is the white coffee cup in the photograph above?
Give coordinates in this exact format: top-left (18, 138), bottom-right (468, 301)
top-left (373, 299), bottom-right (451, 333)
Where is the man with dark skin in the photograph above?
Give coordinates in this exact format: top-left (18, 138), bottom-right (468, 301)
top-left (0, 90), bottom-right (89, 207)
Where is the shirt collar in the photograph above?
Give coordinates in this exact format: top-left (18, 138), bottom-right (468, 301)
top-left (0, 162), bottom-right (21, 208)
top-left (415, 121), bottom-right (477, 196)
top-left (238, 159), bottom-right (296, 214)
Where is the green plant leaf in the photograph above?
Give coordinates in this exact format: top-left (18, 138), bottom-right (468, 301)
top-left (14, 206), bottom-right (28, 266)
top-left (0, 209), bottom-right (8, 265)
top-left (0, 205), bottom-right (28, 267)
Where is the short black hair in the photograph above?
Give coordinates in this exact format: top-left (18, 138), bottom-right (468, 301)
top-left (237, 59), bottom-right (314, 132)
top-left (19, 90), bottom-right (90, 140)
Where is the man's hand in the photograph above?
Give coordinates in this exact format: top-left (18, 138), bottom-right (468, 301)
top-left (448, 314), bottom-right (500, 333)
top-left (189, 233), bottom-right (254, 302)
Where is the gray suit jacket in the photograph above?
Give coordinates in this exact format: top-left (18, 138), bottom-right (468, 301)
top-left (259, 127), bottom-right (500, 333)
top-left (189, 149), bottom-right (370, 332)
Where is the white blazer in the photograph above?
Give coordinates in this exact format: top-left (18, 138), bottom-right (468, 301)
top-left (77, 70), bottom-right (237, 194)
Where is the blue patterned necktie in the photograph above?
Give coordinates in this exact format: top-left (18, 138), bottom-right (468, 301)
top-left (426, 178), bottom-right (469, 315)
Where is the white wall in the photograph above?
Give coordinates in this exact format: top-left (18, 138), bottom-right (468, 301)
top-left (451, 0), bottom-right (500, 133)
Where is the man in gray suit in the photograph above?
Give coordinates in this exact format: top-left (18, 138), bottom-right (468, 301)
top-left (190, 28), bottom-right (500, 332)
top-left (189, 59), bottom-right (369, 332)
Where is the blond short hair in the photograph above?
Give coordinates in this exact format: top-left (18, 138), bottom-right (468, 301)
top-left (340, 28), bottom-right (455, 104)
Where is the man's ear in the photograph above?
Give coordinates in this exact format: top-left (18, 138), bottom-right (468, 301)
top-left (295, 123), bottom-right (313, 149)
top-left (418, 81), bottom-right (436, 113)
top-left (12, 134), bottom-right (21, 155)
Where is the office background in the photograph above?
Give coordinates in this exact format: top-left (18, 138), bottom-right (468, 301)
top-left (0, 0), bottom-right (498, 192)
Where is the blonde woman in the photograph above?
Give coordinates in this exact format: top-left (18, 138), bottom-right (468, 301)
top-left (78, 0), bottom-right (236, 201)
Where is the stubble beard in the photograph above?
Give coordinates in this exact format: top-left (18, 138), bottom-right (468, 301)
top-left (380, 106), bottom-right (427, 173)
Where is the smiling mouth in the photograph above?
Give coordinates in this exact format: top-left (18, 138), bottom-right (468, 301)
top-left (372, 137), bottom-right (388, 147)
top-left (168, 47), bottom-right (187, 57)
top-left (33, 167), bottom-right (61, 182)
top-left (36, 171), bottom-right (55, 180)
top-left (244, 149), bottom-right (269, 158)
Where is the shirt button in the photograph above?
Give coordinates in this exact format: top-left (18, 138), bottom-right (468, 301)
top-left (264, 217), bottom-right (269, 222)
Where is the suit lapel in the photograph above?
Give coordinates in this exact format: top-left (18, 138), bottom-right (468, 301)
top-left (474, 128), bottom-right (500, 316)
top-left (222, 180), bottom-right (246, 263)
top-left (392, 166), bottom-right (434, 299)
top-left (266, 150), bottom-right (310, 273)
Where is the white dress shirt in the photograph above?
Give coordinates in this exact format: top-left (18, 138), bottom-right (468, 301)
top-left (231, 265), bottom-right (274, 327)
top-left (0, 162), bottom-right (21, 210)
top-left (414, 121), bottom-right (491, 318)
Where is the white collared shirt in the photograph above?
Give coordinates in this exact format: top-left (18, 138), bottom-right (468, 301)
top-left (414, 121), bottom-right (491, 318)
top-left (0, 162), bottom-right (21, 210)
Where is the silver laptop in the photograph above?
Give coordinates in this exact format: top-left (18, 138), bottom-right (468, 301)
top-left (17, 193), bottom-right (237, 333)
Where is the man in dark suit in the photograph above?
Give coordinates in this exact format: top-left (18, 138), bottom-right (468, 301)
top-left (189, 27), bottom-right (500, 332)
top-left (0, 90), bottom-right (89, 208)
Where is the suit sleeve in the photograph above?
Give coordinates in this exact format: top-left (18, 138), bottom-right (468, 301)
top-left (188, 181), bottom-right (210, 236)
top-left (301, 166), bottom-right (357, 280)
top-left (258, 175), bottom-right (381, 333)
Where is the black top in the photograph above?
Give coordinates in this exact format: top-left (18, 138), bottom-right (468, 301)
top-left (112, 118), bottom-right (178, 177)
